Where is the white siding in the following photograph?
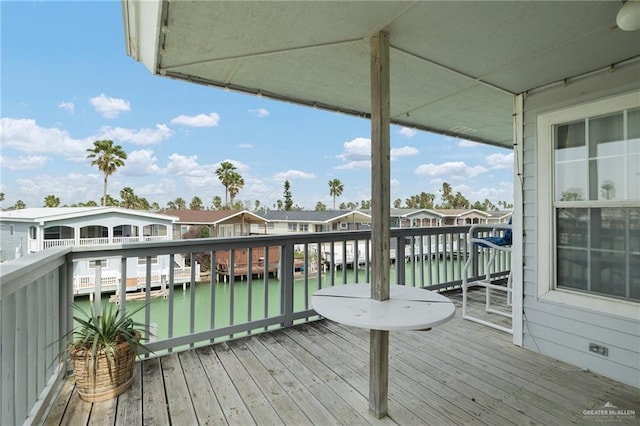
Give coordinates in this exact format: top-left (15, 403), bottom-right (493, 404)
top-left (522, 62), bottom-right (640, 388)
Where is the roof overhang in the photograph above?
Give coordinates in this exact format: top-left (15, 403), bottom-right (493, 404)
top-left (122, 1), bottom-right (640, 149)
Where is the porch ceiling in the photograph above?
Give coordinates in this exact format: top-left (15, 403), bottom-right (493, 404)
top-left (123, 1), bottom-right (640, 148)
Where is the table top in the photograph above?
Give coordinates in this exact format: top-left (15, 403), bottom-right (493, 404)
top-left (311, 283), bottom-right (455, 331)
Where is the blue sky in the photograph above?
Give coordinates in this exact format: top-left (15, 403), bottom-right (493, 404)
top-left (1, 1), bottom-right (514, 210)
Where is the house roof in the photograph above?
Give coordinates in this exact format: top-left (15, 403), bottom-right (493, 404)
top-left (431, 208), bottom-right (491, 218)
top-left (259, 210), bottom-right (372, 224)
top-left (160, 209), bottom-right (267, 225)
top-left (123, 1), bottom-right (640, 149)
top-left (0, 207), bottom-right (177, 223)
top-left (486, 211), bottom-right (514, 220)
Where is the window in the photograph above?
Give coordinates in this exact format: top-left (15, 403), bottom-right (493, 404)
top-left (299, 223), bottom-right (309, 232)
top-left (539, 92), bottom-right (639, 308)
top-left (287, 223), bottom-right (297, 232)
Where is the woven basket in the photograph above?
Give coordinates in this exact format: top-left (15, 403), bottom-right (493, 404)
top-left (71, 332), bottom-right (139, 402)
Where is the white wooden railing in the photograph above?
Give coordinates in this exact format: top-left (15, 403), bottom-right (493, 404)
top-left (41, 235), bottom-right (169, 250)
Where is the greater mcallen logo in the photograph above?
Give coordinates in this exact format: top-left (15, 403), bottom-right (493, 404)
top-left (583, 402), bottom-right (636, 421)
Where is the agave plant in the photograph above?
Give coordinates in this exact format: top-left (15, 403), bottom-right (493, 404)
top-left (70, 302), bottom-right (149, 378)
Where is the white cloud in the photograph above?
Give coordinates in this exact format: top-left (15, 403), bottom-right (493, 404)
top-left (273, 170), bottom-right (316, 180)
top-left (335, 160), bottom-right (371, 170)
top-left (137, 179), bottom-right (176, 197)
top-left (337, 137), bottom-right (371, 162)
top-left (391, 146), bottom-right (419, 159)
top-left (486, 152), bottom-right (514, 169)
top-left (399, 127), bottom-right (417, 138)
top-left (89, 94), bottom-right (130, 118)
top-left (96, 124), bottom-right (172, 145)
top-left (458, 139), bottom-right (479, 148)
top-left (215, 159), bottom-right (249, 172)
top-left (237, 143), bottom-right (253, 149)
top-left (0, 118), bottom-right (86, 157)
top-left (166, 153), bottom-right (201, 175)
top-left (58, 101), bottom-right (75, 114)
top-left (0, 155), bottom-right (49, 170)
top-left (414, 161), bottom-right (487, 180)
top-left (337, 137), bottom-right (417, 165)
top-left (121, 149), bottom-right (162, 176)
top-left (13, 173), bottom-right (103, 207)
top-left (170, 112), bottom-right (220, 127)
top-left (249, 108), bottom-right (270, 118)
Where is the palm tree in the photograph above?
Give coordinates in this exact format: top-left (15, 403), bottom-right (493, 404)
top-left (215, 161), bottom-right (237, 207)
top-left (174, 197), bottom-right (187, 210)
top-left (120, 187), bottom-right (137, 208)
top-left (190, 196), bottom-right (203, 210)
top-left (328, 178), bottom-right (344, 209)
top-left (12, 200), bottom-right (26, 210)
top-left (227, 171), bottom-right (244, 207)
top-left (43, 194), bottom-right (60, 207)
top-left (86, 140), bottom-right (127, 206)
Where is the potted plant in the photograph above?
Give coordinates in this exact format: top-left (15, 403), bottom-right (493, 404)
top-left (69, 302), bottom-right (148, 402)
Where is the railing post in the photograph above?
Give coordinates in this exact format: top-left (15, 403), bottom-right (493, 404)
top-left (280, 242), bottom-right (295, 327)
top-left (395, 236), bottom-right (406, 285)
top-left (93, 260), bottom-right (102, 316)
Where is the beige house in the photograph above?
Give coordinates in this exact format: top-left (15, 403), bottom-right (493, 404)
top-left (160, 209), bottom-right (267, 238)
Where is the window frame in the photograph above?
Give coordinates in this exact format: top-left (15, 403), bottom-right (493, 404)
top-left (537, 91), bottom-right (639, 318)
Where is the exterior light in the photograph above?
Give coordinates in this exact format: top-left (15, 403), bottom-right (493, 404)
top-left (617, 0), bottom-right (640, 31)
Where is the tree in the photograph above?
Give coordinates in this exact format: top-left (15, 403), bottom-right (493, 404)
top-left (450, 191), bottom-right (470, 209)
top-left (600, 180), bottom-right (616, 200)
top-left (328, 178), bottom-right (344, 209)
top-left (227, 171), bottom-right (244, 207)
top-left (254, 200), bottom-right (261, 211)
top-left (360, 199), bottom-right (371, 209)
top-left (315, 201), bottom-right (327, 211)
top-left (283, 180), bottom-right (293, 210)
top-left (497, 200), bottom-right (514, 210)
top-left (190, 196), bottom-right (203, 210)
top-left (274, 199), bottom-right (283, 210)
top-left (43, 194), bottom-right (60, 207)
top-left (12, 200), bottom-right (26, 210)
top-left (120, 187), bottom-right (137, 209)
top-left (0, 192), bottom-right (4, 202)
top-left (212, 196), bottom-right (223, 210)
top-left (393, 198), bottom-right (402, 208)
top-left (440, 182), bottom-right (453, 208)
top-left (561, 189), bottom-right (583, 201)
top-left (105, 194), bottom-right (120, 206)
top-left (174, 197), bottom-right (187, 210)
top-left (86, 140), bottom-right (127, 206)
top-left (215, 161), bottom-right (238, 207)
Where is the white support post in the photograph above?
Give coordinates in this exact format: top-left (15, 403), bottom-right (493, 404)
top-left (512, 93), bottom-right (524, 346)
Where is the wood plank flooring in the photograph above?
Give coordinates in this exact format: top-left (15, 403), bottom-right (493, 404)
top-left (45, 289), bottom-right (640, 425)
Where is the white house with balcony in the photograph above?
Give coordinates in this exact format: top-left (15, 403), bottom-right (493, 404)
top-left (0, 207), bottom-right (198, 295)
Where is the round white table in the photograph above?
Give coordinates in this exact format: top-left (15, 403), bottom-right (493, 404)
top-left (311, 283), bottom-right (455, 331)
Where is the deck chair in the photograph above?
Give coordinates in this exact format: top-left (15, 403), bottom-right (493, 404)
top-left (462, 218), bottom-right (513, 334)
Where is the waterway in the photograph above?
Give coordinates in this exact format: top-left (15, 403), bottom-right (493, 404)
top-left (73, 257), bottom-right (467, 341)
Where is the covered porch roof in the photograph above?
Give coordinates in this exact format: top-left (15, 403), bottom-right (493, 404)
top-left (123, 1), bottom-right (640, 148)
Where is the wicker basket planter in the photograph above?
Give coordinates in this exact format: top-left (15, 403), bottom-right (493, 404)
top-left (71, 331), bottom-right (140, 402)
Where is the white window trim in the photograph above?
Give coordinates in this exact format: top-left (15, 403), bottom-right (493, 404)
top-left (537, 90), bottom-right (639, 319)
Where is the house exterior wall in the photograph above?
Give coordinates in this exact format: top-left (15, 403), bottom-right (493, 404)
top-left (522, 61), bottom-right (640, 388)
top-left (0, 221), bottom-right (30, 261)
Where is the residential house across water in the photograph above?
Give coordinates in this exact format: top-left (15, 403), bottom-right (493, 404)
top-left (0, 207), bottom-right (199, 297)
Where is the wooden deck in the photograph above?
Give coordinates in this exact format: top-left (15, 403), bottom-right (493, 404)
top-left (45, 289), bottom-right (639, 425)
